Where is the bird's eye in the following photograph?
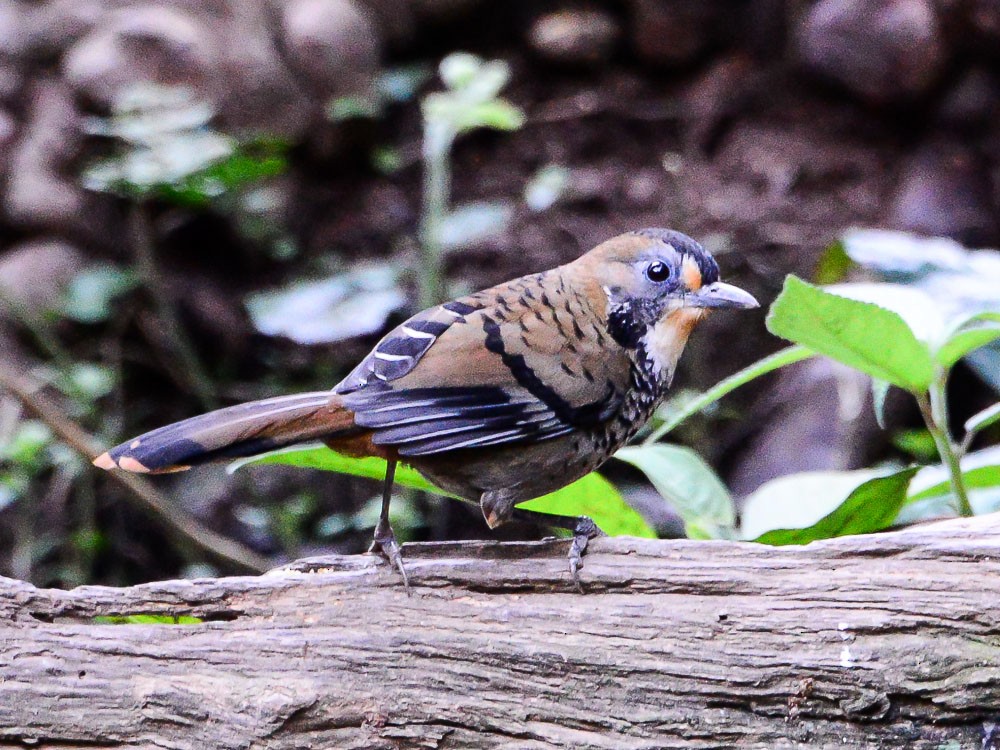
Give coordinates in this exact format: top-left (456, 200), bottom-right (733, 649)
top-left (645, 261), bottom-right (671, 283)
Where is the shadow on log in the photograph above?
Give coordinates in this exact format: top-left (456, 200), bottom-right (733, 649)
top-left (2, 515), bottom-right (1000, 749)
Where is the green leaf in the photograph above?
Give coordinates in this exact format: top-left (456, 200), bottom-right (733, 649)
top-left (936, 312), bottom-right (1000, 368)
top-left (232, 445), bottom-right (655, 539)
top-left (766, 276), bottom-right (935, 393)
top-left (891, 429), bottom-right (938, 462)
top-left (518, 473), bottom-right (656, 538)
top-left (615, 444), bottom-right (735, 540)
top-left (93, 614), bottom-right (202, 625)
top-left (62, 267), bottom-right (138, 323)
top-left (245, 265), bottom-right (406, 345)
top-left (457, 100), bottom-right (525, 133)
top-left (965, 403), bottom-right (1000, 440)
top-left (813, 240), bottom-right (854, 284)
top-left (907, 464), bottom-right (1000, 502)
top-left (746, 468), bottom-right (917, 546)
top-left (1, 421), bottom-right (53, 467)
top-left (231, 444), bottom-right (443, 493)
top-left (644, 345), bottom-right (815, 443)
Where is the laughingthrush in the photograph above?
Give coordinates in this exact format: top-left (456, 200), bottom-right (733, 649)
top-left (95, 228), bottom-right (758, 589)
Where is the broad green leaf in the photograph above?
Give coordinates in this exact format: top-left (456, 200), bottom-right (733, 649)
top-left (644, 345), bottom-right (815, 443)
top-left (907, 465), bottom-right (1000, 502)
top-left (937, 312), bottom-right (1000, 368)
top-left (937, 325), bottom-right (1000, 368)
top-left (524, 165), bottom-right (570, 212)
top-left (93, 614), bottom-right (202, 625)
top-left (840, 228), bottom-right (967, 275)
top-left (230, 444), bottom-right (442, 493)
top-left (813, 240), bottom-right (854, 284)
top-left (891, 429), bottom-right (938, 462)
top-left (62, 267), bottom-right (138, 323)
top-left (907, 447), bottom-right (1000, 503)
top-left (231, 445), bottom-right (654, 539)
top-left (245, 266), bottom-right (406, 345)
top-left (518, 472), bottom-right (656, 538)
top-left (616, 444), bottom-right (735, 540)
top-left (457, 100), bottom-right (524, 132)
top-left (746, 468), bottom-right (917, 545)
top-left (966, 403), bottom-right (1000, 440)
top-left (439, 201), bottom-right (514, 250)
top-left (766, 276), bottom-right (934, 393)
top-left (826, 283), bottom-right (945, 343)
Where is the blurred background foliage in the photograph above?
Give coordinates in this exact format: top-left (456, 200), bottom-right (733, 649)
top-left (0, 0), bottom-right (998, 587)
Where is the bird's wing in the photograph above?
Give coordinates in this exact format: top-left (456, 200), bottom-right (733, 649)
top-left (335, 270), bottom-right (631, 456)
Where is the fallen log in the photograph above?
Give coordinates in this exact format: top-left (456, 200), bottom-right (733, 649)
top-left (2, 514), bottom-right (1000, 749)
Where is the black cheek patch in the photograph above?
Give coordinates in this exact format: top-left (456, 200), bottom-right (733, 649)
top-left (607, 302), bottom-right (645, 349)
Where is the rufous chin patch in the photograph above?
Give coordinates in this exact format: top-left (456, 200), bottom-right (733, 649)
top-left (681, 256), bottom-right (703, 291)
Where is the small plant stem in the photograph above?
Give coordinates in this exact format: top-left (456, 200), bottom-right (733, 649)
top-left (0, 363), bottom-right (270, 573)
top-left (418, 123), bottom-right (453, 309)
top-left (130, 203), bottom-right (217, 410)
top-left (917, 376), bottom-right (973, 518)
top-left (0, 287), bottom-right (75, 374)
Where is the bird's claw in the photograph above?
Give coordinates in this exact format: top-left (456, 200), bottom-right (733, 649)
top-left (369, 521), bottom-right (411, 594)
top-left (567, 521), bottom-right (607, 594)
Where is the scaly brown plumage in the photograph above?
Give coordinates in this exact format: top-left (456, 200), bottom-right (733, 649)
top-left (94, 228), bottom-right (758, 590)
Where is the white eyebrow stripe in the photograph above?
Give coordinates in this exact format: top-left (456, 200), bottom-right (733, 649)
top-left (375, 351), bottom-right (414, 362)
top-left (401, 325), bottom-right (436, 340)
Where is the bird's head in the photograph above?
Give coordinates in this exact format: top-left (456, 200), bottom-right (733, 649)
top-left (579, 227), bottom-right (759, 376)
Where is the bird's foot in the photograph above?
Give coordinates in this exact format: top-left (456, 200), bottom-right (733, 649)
top-left (368, 520), bottom-right (411, 594)
top-left (567, 517), bottom-right (607, 594)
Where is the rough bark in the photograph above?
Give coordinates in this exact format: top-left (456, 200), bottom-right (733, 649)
top-left (2, 515), bottom-right (1000, 749)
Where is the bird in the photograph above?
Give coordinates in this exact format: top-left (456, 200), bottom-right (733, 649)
top-left (94, 228), bottom-right (758, 590)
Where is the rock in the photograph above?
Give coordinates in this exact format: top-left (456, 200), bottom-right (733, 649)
top-left (0, 239), bottom-right (86, 319)
top-left (355, 0), bottom-right (415, 48)
top-left (888, 142), bottom-right (998, 245)
top-left (3, 80), bottom-right (87, 234)
top-left (280, 0), bottom-right (381, 97)
top-left (0, 108), bottom-right (14, 153)
top-left (527, 10), bottom-right (619, 66)
top-left (62, 5), bottom-right (217, 109)
top-left (795, 0), bottom-right (948, 105)
top-left (682, 55), bottom-right (762, 151)
top-left (628, 0), bottom-right (719, 67)
top-left (0, 64), bottom-right (21, 104)
top-left (0, 0), bottom-right (23, 57)
top-left (968, 0), bottom-right (1000, 46)
top-left (215, 1), bottom-right (313, 138)
top-left (12, 0), bottom-right (103, 61)
top-left (408, 0), bottom-right (481, 21)
top-left (935, 67), bottom-right (999, 131)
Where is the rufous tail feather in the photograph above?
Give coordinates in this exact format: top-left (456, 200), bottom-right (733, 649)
top-left (93, 392), bottom-right (357, 474)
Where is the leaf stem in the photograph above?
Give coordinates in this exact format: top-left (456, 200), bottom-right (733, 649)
top-left (130, 203), bottom-right (217, 410)
top-left (643, 345), bottom-right (815, 444)
top-left (917, 376), bottom-right (973, 517)
top-left (419, 122), bottom-right (453, 309)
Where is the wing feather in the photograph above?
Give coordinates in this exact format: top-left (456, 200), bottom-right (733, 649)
top-left (333, 269), bottom-right (630, 456)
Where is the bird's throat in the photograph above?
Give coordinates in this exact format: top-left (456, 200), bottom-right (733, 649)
top-left (638, 308), bottom-right (705, 384)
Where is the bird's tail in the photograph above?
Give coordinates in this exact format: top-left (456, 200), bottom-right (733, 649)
top-left (93, 391), bottom-right (357, 474)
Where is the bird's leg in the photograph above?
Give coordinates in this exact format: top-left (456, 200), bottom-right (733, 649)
top-left (510, 507), bottom-right (608, 593)
top-left (368, 459), bottom-right (410, 592)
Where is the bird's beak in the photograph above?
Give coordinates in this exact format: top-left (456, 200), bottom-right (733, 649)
top-left (686, 281), bottom-right (759, 309)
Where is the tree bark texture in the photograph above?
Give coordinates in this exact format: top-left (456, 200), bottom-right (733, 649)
top-left (2, 515), bottom-right (1000, 749)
